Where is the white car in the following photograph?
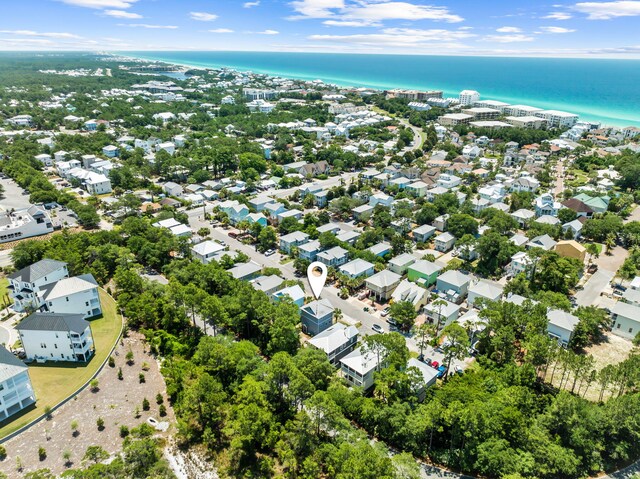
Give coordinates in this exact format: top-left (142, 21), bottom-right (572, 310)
top-left (264, 249), bottom-right (276, 256)
top-left (380, 307), bottom-right (390, 317)
top-left (372, 324), bottom-right (384, 334)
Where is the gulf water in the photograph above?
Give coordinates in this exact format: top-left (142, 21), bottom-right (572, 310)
top-left (130, 51), bottom-right (640, 127)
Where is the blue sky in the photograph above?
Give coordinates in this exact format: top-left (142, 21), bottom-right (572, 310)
top-left (1, 0), bottom-right (639, 57)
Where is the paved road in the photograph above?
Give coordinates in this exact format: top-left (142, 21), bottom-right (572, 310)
top-left (398, 118), bottom-right (424, 151)
top-left (0, 250), bottom-right (12, 268)
top-left (553, 159), bottom-right (565, 196)
top-left (575, 269), bottom-right (616, 307)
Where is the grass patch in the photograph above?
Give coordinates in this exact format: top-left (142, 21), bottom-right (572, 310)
top-left (0, 277), bottom-right (12, 307)
top-left (0, 289), bottom-right (122, 439)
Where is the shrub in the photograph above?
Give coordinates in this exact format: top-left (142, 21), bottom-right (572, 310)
top-left (71, 420), bottom-right (79, 437)
top-left (108, 356), bottom-right (115, 368)
top-left (119, 425), bottom-right (129, 438)
top-left (139, 373), bottom-right (145, 383)
top-left (117, 367), bottom-right (123, 380)
top-left (156, 393), bottom-right (163, 404)
top-left (142, 398), bottom-right (150, 411)
top-left (38, 446), bottom-right (46, 461)
top-left (96, 417), bottom-right (104, 431)
top-left (0, 445), bottom-right (6, 460)
top-left (141, 361), bottom-right (150, 371)
top-left (90, 379), bottom-right (99, 392)
top-left (159, 404), bottom-right (167, 417)
top-left (125, 350), bottom-right (134, 365)
top-left (44, 405), bottom-right (52, 419)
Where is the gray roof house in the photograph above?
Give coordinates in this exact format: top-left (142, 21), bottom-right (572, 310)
top-left (228, 262), bottom-right (262, 281)
top-left (308, 323), bottom-right (359, 365)
top-left (436, 270), bottom-right (472, 303)
top-left (301, 299), bottom-right (335, 336)
top-left (467, 279), bottom-right (504, 308)
top-left (547, 309), bottom-right (580, 347)
top-left (365, 270), bottom-right (402, 301)
top-left (317, 246), bottom-right (349, 267)
top-left (388, 253), bottom-right (417, 275)
top-left (339, 259), bottom-right (375, 279)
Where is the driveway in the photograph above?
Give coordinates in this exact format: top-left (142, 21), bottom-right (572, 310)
top-left (575, 269), bottom-right (615, 307)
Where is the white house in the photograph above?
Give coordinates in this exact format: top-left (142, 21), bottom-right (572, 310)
top-left (340, 347), bottom-right (386, 390)
top-left (547, 309), bottom-right (580, 347)
top-left (16, 312), bottom-right (94, 362)
top-left (0, 346), bottom-right (36, 421)
top-left (308, 323), bottom-right (359, 365)
top-left (42, 274), bottom-right (102, 319)
top-left (611, 302), bottom-right (640, 340)
top-left (0, 206), bottom-right (54, 244)
top-left (8, 259), bottom-right (69, 312)
top-left (191, 240), bottom-right (225, 265)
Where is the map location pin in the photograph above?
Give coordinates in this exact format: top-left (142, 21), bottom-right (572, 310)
top-left (307, 261), bottom-right (328, 299)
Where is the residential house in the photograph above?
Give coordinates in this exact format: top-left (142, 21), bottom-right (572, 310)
top-left (547, 309), bottom-right (580, 347)
top-left (301, 299), bottom-right (335, 336)
top-left (308, 323), bottom-right (359, 365)
top-left (317, 246), bottom-right (349, 267)
top-left (468, 280), bottom-right (504, 308)
top-left (336, 230), bottom-right (360, 245)
top-left (228, 262), bottom-right (262, 281)
top-left (391, 280), bottom-right (429, 310)
top-left (191, 240), bottom-right (225, 265)
top-left (367, 242), bottom-right (391, 258)
top-left (339, 259), bottom-right (375, 279)
top-left (365, 270), bottom-right (402, 301)
top-left (425, 299), bottom-right (460, 329)
top-left (388, 253), bottom-right (416, 275)
top-left (434, 232), bottom-right (456, 252)
top-left (555, 240), bottom-right (587, 262)
top-left (42, 274), bottom-right (102, 319)
top-left (507, 251), bottom-right (534, 278)
top-left (272, 285), bottom-right (305, 308)
top-left (163, 182), bottom-right (183, 198)
top-left (279, 231), bottom-right (310, 254)
top-left (340, 347), bottom-right (385, 390)
top-left (407, 358), bottom-right (439, 401)
top-left (17, 312), bottom-right (94, 362)
top-left (573, 193), bottom-right (610, 214)
top-left (407, 260), bottom-right (442, 287)
top-left (436, 270), bottom-right (471, 303)
top-left (0, 206), bottom-right (54, 245)
top-left (353, 204), bottom-right (374, 221)
top-left (251, 275), bottom-right (285, 296)
top-left (8, 259), bottom-right (69, 312)
top-left (369, 193), bottom-right (393, 208)
top-left (219, 200), bottom-right (250, 225)
top-left (102, 145), bottom-right (119, 158)
top-left (406, 181), bottom-right (429, 197)
top-left (0, 346), bottom-right (36, 421)
top-left (298, 240), bottom-right (321, 262)
top-left (434, 214), bottom-right (449, 232)
top-left (437, 174), bottom-right (462, 190)
top-left (527, 234), bottom-right (557, 251)
top-left (511, 209), bottom-right (536, 228)
top-left (412, 224), bottom-right (436, 243)
top-left (535, 193), bottom-right (562, 217)
top-left (611, 302), bottom-right (640, 340)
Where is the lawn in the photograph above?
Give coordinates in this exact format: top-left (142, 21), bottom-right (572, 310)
top-left (0, 289), bottom-right (122, 439)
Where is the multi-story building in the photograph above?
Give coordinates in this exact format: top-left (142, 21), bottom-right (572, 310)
top-left (308, 323), bottom-right (358, 365)
top-left (0, 206), bottom-right (54, 245)
top-left (459, 90), bottom-right (480, 106)
top-left (0, 346), bottom-right (36, 421)
top-left (42, 274), bottom-right (102, 319)
top-left (16, 312), bottom-right (95, 362)
top-left (301, 299), bottom-right (335, 336)
top-left (8, 259), bottom-right (69, 312)
top-left (534, 110), bottom-right (579, 128)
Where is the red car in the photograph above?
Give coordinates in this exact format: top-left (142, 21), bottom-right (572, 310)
top-left (431, 361), bottom-right (440, 369)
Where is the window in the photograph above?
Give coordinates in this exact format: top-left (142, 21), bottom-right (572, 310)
top-left (617, 323), bottom-right (621, 329)
top-left (40, 343), bottom-right (46, 349)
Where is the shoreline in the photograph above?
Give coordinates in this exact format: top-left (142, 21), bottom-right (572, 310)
top-left (118, 52), bottom-right (639, 128)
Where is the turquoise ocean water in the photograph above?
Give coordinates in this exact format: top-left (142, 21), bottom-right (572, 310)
top-left (128, 51), bottom-right (640, 127)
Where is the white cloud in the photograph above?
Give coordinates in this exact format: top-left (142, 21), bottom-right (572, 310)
top-left (323, 20), bottom-right (381, 27)
top-left (483, 34), bottom-right (535, 43)
top-left (290, 0), bottom-right (463, 24)
top-left (574, 1), bottom-right (640, 19)
top-left (496, 26), bottom-right (521, 32)
top-left (209, 28), bottom-right (234, 33)
top-left (190, 12), bottom-right (218, 21)
top-left (0, 30), bottom-right (81, 39)
top-left (118, 23), bottom-right (178, 29)
top-left (537, 26), bottom-right (576, 33)
top-left (543, 11), bottom-right (573, 20)
top-left (58, 0), bottom-right (137, 8)
top-left (258, 29), bottom-right (280, 34)
top-left (103, 9), bottom-right (142, 18)
top-left (243, 1), bottom-right (260, 7)
top-left (309, 28), bottom-right (475, 48)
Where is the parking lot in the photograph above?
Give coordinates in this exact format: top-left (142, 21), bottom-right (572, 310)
top-left (0, 176), bottom-right (32, 211)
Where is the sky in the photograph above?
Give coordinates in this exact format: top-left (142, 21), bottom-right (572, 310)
top-left (1, 0), bottom-right (640, 57)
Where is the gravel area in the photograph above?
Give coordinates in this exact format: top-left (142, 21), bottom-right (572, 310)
top-left (0, 331), bottom-right (174, 477)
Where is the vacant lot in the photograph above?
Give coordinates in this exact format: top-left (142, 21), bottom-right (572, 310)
top-left (0, 331), bottom-right (173, 477)
top-left (0, 289), bottom-right (122, 439)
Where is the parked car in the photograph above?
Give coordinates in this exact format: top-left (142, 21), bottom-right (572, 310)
top-left (372, 324), bottom-right (384, 334)
top-left (264, 249), bottom-right (275, 256)
top-left (424, 357), bottom-right (433, 366)
top-left (454, 365), bottom-right (463, 375)
top-left (431, 360), bottom-right (440, 369)
top-left (386, 317), bottom-right (398, 327)
top-left (218, 240), bottom-right (226, 246)
top-left (380, 307), bottom-right (390, 317)
top-left (437, 365), bottom-right (447, 378)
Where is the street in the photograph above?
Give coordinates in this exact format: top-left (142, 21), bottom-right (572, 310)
top-left (575, 269), bottom-right (615, 307)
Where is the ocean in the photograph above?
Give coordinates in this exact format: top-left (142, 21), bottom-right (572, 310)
top-left (128, 51), bottom-right (640, 127)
